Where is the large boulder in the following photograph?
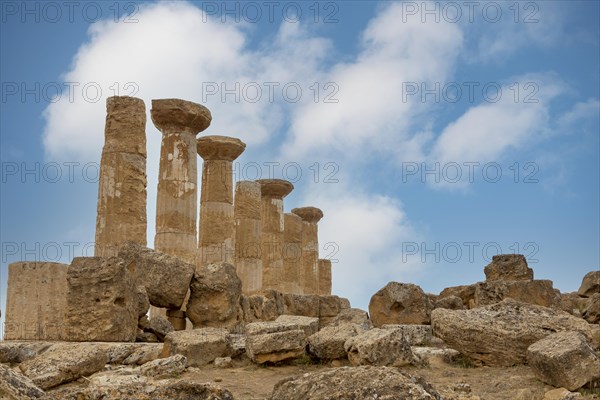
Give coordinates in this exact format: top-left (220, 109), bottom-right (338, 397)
top-left (527, 331), bottom-right (600, 391)
top-left (559, 292), bottom-right (587, 316)
top-left (381, 324), bottom-right (435, 346)
top-left (344, 328), bottom-right (420, 367)
top-left (118, 242), bottom-right (195, 309)
top-left (186, 262), bottom-right (242, 330)
top-left (484, 254), bottom-right (533, 281)
top-left (433, 295), bottom-right (465, 310)
top-left (139, 354), bottom-right (187, 378)
top-left (474, 280), bottom-right (561, 308)
top-left (578, 270), bottom-right (600, 297)
top-left (162, 328), bottom-right (232, 367)
top-left (269, 366), bottom-right (442, 400)
top-left (19, 343), bottom-right (108, 390)
top-left (0, 363), bottom-right (45, 399)
top-left (431, 299), bottom-right (593, 366)
top-left (438, 284), bottom-right (477, 309)
top-left (145, 316), bottom-right (174, 341)
top-left (308, 324), bottom-right (366, 360)
top-left (282, 293), bottom-right (320, 317)
top-left (326, 308), bottom-right (372, 330)
top-left (369, 282), bottom-right (432, 326)
top-left (66, 257), bottom-right (138, 342)
top-left (240, 290), bottom-right (284, 323)
top-left (582, 293), bottom-right (600, 324)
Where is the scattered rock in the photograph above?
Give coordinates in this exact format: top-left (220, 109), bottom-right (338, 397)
top-left (246, 315), bottom-right (319, 337)
top-left (431, 298), bottom-right (593, 366)
top-left (186, 262), bottom-right (242, 330)
top-left (162, 328), bottom-right (232, 367)
top-left (308, 324), bottom-right (366, 360)
top-left (136, 331), bottom-right (160, 343)
top-left (434, 295), bottom-right (465, 310)
top-left (474, 280), bottom-right (561, 308)
top-left (582, 293), bottom-right (600, 324)
top-left (66, 257), bottom-right (138, 342)
top-left (146, 316), bottom-right (174, 341)
top-left (578, 270), bottom-right (600, 297)
top-left (214, 357), bottom-right (233, 368)
top-left (240, 290), bottom-right (284, 323)
top-left (19, 343), bottom-right (108, 390)
top-left (543, 388), bottom-right (583, 400)
top-left (484, 254), bottom-right (533, 281)
top-left (369, 282), bottom-right (432, 327)
top-left (559, 292), bottom-right (587, 316)
top-left (438, 284), bottom-right (477, 309)
top-left (0, 341), bottom-right (52, 364)
top-left (118, 242), bottom-right (195, 309)
top-left (140, 354), bottom-right (187, 378)
top-left (121, 344), bottom-right (163, 365)
top-left (269, 366), bottom-right (442, 400)
top-left (527, 331), bottom-right (600, 391)
top-left (412, 347), bottom-right (460, 364)
top-left (326, 308), bottom-right (372, 330)
top-left (282, 293), bottom-right (320, 317)
top-left (381, 324), bottom-right (436, 346)
top-left (0, 363), bottom-right (45, 399)
top-left (246, 329), bottom-right (307, 364)
top-left (344, 327), bottom-right (420, 367)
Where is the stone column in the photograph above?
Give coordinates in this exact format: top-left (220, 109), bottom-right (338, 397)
top-left (197, 136), bottom-right (246, 266)
top-left (151, 98), bottom-right (211, 264)
top-left (292, 207), bottom-right (323, 295)
top-left (319, 258), bottom-right (332, 295)
top-left (234, 180), bottom-right (263, 294)
top-left (257, 179), bottom-right (294, 291)
top-left (283, 213), bottom-right (303, 294)
top-left (95, 96), bottom-right (147, 257)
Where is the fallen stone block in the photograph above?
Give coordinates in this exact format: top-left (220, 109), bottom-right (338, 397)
top-left (344, 328), bottom-right (420, 367)
top-left (369, 282), bottom-right (432, 327)
top-left (162, 328), bottom-right (232, 367)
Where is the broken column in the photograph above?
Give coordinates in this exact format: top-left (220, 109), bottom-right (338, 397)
top-left (257, 179), bottom-right (294, 291)
top-left (319, 259), bottom-right (332, 296)
top-left (151, 98), bottom-right (211, 264)
top-left (4, 262), bottom-right (68, 340)
top-left (292, 207), bottom-right (324, 295)
top-left (95, 96), bottom-right (147, 257)
top-left (283, 213), bottom-right (304, 294)
top-left (197, 136), bottom-right (246, 265)
top-left (234, 180), bottom-right (263, 294)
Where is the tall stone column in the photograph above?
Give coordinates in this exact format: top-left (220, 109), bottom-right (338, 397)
top-left (197, 136), bottom-right (246, 266)
top-left (151, 99), bottom-right (211, 264)
top-left (95, 96), bottom-right (147, 257)
top-left (283, 213), bottom-right (303, 294)
top-left (257, 179), bottom-right (294, 291)
top-left (292, 207), bottom-right (323, 295)
top-left (234, 180), bottom-right (262, 294)
top-left (319, 258), bottom-right (332, 295)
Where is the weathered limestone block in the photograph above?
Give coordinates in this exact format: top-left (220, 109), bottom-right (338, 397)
top-left (431, 298), bottom-right (593, 366)
top-left (95, 96), bottom-right (147, 257)
top-left (282, 293), bottom-right (320, 317)
top-left (484, 254), bottom-right (533, 281)
top-left (434, 295), bottom-right (465, 310)
top-left (146, 316), bottom-right (174, 341)
top-left (166, 309), bottom-right (187, 331)
top-left (136, 286), bottom-right (150, 319)
top-left (542, 388), bottom-right (583, 400)
top-left (214, 356), bottom-right (233, 368)
top-left (162, 328), bottom-right (232, 367)
top-left (411, 347), bottom-right (461, 364)
top-left (186, 262), bottom-right (242, 329)
top-left (579, 271), bottom-right (600, 297)
top-left (0, 342), bottom-right (53, 364)
top-left (559, 292), bottom-right (587, 316)
top-left (106, 343), bottom-right (163, 365)
top-left (234, 180), bottom-right (263, 294)
top-left (66, 257), bottom-right (137, 342)
top-left (344, 328), bottom-right (420, 367)
top-left (240, 290), bottom-right (284, 323)
top-left (327, 308), bottom-right (373, 330)
top-left (118, 242), bottom-right (195, 309)
top-left (197, 135), bottom-right (246, 265)
top-left (282, 212), bottom-right (303, 294)
top-left (308, 324), bottom-right (366, 360)
top-left (4, 262), bottom-right (68, 340)
top-left (140, 354), bottom-right (187, 378)
top-left (474, 280), bottom-right (561, 308)
top-left (527, 331), bottom-right (600, 391)
top-left (381, 324), bottom-right (434, 346)
top-left (19, 343), bottom-right (108, 390)
top-left (152, 98), bottom-right (211, 264)
top-left (246, 315), bottom-right (319, 338)
top-left (268, 366), bottom-right (442, 400)
top-left (369, 282), bottom-right (433, 326)
top-left (318, 259), bottom-right (332, 296)
top-left (438, 284), bottom-right (477, 309)
top-left (258, 179), bottom-right (294, 291)
top-left (582, 293), bottom-right (600, 324)
top-left (246, 329), bottom-right (307, 364)
top-left (0, 363), bottom-right (45, 399)
top-left (292, 206), bottom-right (323, 295)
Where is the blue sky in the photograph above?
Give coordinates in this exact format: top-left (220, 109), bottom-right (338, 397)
top-left (1, 1), bottom-right (599, 333)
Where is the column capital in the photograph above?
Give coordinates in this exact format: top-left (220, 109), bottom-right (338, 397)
top-left (197, 135), bottom-right (246, 161)
top-left (257, 179), bottom-right (293, 199)
top-left (151, 98), bottom-right (211, 135)
top-left (292, 206), bottom-right (323, 223)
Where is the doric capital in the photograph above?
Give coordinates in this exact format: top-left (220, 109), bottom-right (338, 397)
top-left (292, 206), bottom-right (323, 223)
top-left (151, 98), bottom-right (211, 135)
top-left (197, 135), bottom-right (246, 161)
top-left (257, 179), bottom-right (294, 199)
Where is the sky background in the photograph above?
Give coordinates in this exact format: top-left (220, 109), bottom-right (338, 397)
top-left (1, 0), bottom-right (599, 336)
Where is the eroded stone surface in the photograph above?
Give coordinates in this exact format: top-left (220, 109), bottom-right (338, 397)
top-left (578, 271), bottom-right (600, 297)
top-left (0, 363), bottom-right (45, 399)
top-left (234, 181), bottom-right (263, 294)
top-left (474, 280), bottom-right (561, 308)
top-left (292, 206), bottom-right (323, 295)
top-left (308, 324), bottom-right (366, 360)
top-left (483, 254), bottom-right (533, 281)
top-left (582, 293), bottom-right (600, 324)
top-left (162, 328), bottom-right (232, 367)
top-left (369, 282), bottom-right (432, 326)
top-left (344, 328), bottom-right (420, 367)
